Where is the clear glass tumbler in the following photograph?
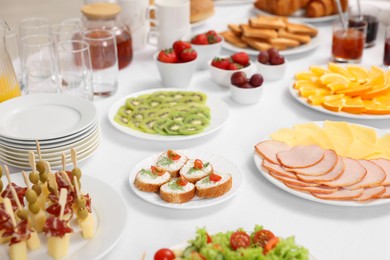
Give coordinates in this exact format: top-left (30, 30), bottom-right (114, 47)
top-left (19, 17), bottom-right (50, 38)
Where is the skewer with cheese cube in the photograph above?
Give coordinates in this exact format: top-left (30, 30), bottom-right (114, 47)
top-left (28, 151), bottom-right (47, 209)
top-left (73, 176), bottom-right (94, 239)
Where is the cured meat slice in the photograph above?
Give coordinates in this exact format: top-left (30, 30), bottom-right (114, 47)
top-left (289, 149), bottom-right (338, 176)
top-left (320, 157), bottom-right (366, 187)
top-left (262, 159), bottom-right (297, 179)
top-left (378, 186), bottom-right (390, 198)
top-left (276, 145), bottom-right (325, 168)
top-left (284, 183), bottom-right (338, 194)
top-left (269, 171), bottom-right (318, 187)
top-left (297, 155), bottom-right (344, 183)
top-left (354, 186), bottom-right (385, 201)
top-left (370, 158), bottom-right (390, 186)
top-left (345, 160), bottom-right (386, 190)
top-left (255, 140), bottom-right (291, 164)
top-left (312, 188), bottom-right (364, 200)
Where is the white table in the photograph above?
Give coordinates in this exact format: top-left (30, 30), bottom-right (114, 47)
top-left (3, 1), bottom-right (390, 260)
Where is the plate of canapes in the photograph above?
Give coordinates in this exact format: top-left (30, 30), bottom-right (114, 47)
top-left (0, 147), bottom-right (128, 260)
top-left (129, 149), bottom-right (243, 209)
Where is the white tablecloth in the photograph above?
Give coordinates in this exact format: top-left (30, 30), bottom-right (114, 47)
top-left (3, 1), bottom-right (390, 260)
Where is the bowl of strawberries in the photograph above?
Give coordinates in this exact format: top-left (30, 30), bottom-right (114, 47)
top-left (189, 30), bottom-right (224, 70)
top-left (208, 52), bottom-right (254, 88)
top-left (154, 40), bottom-right (198, 88)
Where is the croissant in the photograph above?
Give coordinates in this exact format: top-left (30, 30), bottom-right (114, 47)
top-left (254, 0), bottom-right (302, 16)
top-left (306, 0), bottom-right (348, 18)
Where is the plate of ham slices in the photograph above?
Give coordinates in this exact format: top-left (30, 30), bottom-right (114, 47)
top-left (253, 122), bottom-right (390, 207)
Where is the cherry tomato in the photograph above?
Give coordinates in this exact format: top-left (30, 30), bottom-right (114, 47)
top-left (206, 233), bottom-right (212, 243)
top-left (230, 231), bottom-right (250, 250)
top-left (209, 173), bottom-right (222, 182)
top-left (151, 166), bottom-right (166, 176)
top-left (167, 150), bottom-right (181, 161)
top-left (154, 248), bottom-right (175, 260)
top-left (176, 176), bottom-right (188, 186)
top-left (193, 159), bottom-right (203, 170)
top-left (253, 229), bottom-right (276, 248)
top-left (264, 236), bottom-right (279, 255)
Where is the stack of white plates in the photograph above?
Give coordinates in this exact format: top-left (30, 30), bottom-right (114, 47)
top-left (0, 94), bottom-right (101, 169)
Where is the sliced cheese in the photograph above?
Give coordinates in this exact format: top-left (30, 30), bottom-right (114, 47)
top-left (47, 234), bottom-right (70, 260)
top-left (27, 229), bottom-right (41, 250)
top-left (9, 241), bottom-right (27, 260)
top-left (349, 124), bottom-right (377, 144)
top-left (293, 123), bottom-right (334, 149)
top-left (347, 139), bottom-right (380, 159)
top-left (79, 213), bottom-right (95, 239)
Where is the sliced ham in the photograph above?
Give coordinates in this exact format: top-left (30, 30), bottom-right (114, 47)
top-left (255, 140), bottom-right (291, 164)
top-left (312, 188), bottom-right (364, 200)
top-left (284, 182), bottom-right (338, 194)
top-left (289, 149), bottom-right (338, 176)
top-left (370, 158), bottom-right (390, 186)
top-left (269, 171), bottom-right (319, 187)
top-left (345, 160), bottom-right (386, 190)
top-left (354, 186), bottom-right (385, 201)
top-left (297, 155), bottom-right (345, 183)
top-left (262, 159), bottom-right (297, 179)
top-left (277, 145), bottom-right (325, 168)
top-left (320, 157), bottom-right (366, 187)
top-left (378, 186), bottom-right (390, 198)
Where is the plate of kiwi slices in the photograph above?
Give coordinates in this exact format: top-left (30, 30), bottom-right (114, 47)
top-left (108, 89), bottom-right (229, 141)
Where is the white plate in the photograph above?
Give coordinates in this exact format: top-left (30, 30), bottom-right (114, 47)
top-left (252, 7), bottom-right (342, 23)
top-left (214, 0), bottom-right (255, 6)
top-left (0, 94), bottom-right (97, 140)
top-left (108, 89), bottom-right (230, 142)
top-left (222, 21), bottom-right (320, 56)
top-left (129, 150), bottom-right (242, 209)
top-left (253, 121), bottom-right (390, 207)
top-left (288, 80), bottom-right (390, 120)
top-left (0, 173), bottom-right (128, 260)
top-left (191, 17), bottom-right (212, 28)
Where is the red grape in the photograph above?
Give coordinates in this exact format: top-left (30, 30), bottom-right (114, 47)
top-left (239, 82), bottom-right (253, 89)
top-left (257, 51), bottom-right (269, 64)
top-left (270, 54), bottom-right (285, 65)
top-left (249, 74), bottom-right (264, 87)
top-left (267, 48), bottom-right (279, 59)
top-left (231, 71), bottom-right (248, 86)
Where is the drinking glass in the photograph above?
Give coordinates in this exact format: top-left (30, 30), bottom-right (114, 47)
top-left (19, 17), bottom-right (50, 38)
top-left (82, 29), bottom-right (118, 97)
top-left (5, 28), bottom-right (23, 90)
top-left (51, 23), bottom-right (82, 43)
top-left (56, 40), bottom-right (94, 101)
top-left (331, 20), bottom-right (367, 63)
top-left (383, 26), bottom-right (390, 67)
top-left (21, 34), bottom-right (60, 94)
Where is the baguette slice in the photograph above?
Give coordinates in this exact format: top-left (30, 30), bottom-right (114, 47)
top-left (160, 178), bottom-right (195, 203)
top-left (249, 16), bottom-right (286, 30)
top-left (241, 36), bottom-right (271, 51)
top-left (286, 23), bottom-right (318, 37)
top-left (228, 24), bottom-right (243, 36)
top-left (220, 31), bottom-right (248, 48)
top-left (134, 168), bottom-right (171, 192)
top-left (156, 150), bottom-right (188, 177)
top-left (180, 159), bottom-right (214, 183)
top-left (241, 24), bottom-right (278, 39)
top-left (196, 173), bottom-right (232, 198)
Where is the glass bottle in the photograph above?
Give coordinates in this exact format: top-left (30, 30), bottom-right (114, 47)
top-left (0, 19), bottom-right (21, 102)
top-left (81, 2), bottom-right (133, 70)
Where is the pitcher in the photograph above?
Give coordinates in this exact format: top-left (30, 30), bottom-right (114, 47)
top-left (0, 19), bottom-right (21, 102)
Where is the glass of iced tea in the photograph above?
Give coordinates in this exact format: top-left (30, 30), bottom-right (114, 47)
top-left (349, 4), bottom-right (380, 48)
top-left (331, 20), bottom-right (367, 63)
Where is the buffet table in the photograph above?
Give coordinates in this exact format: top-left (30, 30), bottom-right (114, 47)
top-left (2, 1), bottom-right (390, 260)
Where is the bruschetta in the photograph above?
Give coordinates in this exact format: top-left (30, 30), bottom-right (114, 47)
top-left (196, 173), bottom-right (232, 198)
top-left (134, 166), bottom-right (171, 192)
top-left (156, 150), bottom-right (188, 177)
top-left (160, 177), bottom-right (195, 203)
top-left (180, 159), bottom-right (213, 183)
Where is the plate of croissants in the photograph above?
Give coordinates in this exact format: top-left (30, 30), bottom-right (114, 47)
top-left (253, 0), bottom-right (348, 23)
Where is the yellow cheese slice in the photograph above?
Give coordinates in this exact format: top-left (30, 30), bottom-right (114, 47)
top-left (349, 124), bottom-right (377, 144)
top-left (293, 123), bottom-right (334, 149)
top-left (269, 128), bottom-right (299, 146)
top-left (323, 120), bottom-right (353, 138)
top-left (347, 139), bottom-right (380, 159)
top-left (377, 134), bottom-right (390, 154)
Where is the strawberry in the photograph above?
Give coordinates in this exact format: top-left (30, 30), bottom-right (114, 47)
top-left (191, 33), bottom-right (208, 45)
top-left (231, 52), bottom-right (249, 67)
top-left (227, 62), bottom-right (243, 70)
top-left (211, 57), bottom-right (230, 70)
top-left (172, 40), bottom-right (191, 56)
top-left (205, 30), bottom-right (221, 44)
top-left (179, 48), bottom-right (197, 62)
top-left (157, 48), bottom-right (178, 63)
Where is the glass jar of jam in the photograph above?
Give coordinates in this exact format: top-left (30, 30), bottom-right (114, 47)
top-left (81, 2), bottom-right (133, 70)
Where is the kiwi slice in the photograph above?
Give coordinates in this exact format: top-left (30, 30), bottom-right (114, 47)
top-left (169, 91), bottom-right (187, 100)
top-left (126, 97), bottom-right (145, 110)
top-left (127, 119), bottom-right (143, 131)
top-left (144, 108), bottom-right (158, 118)
top-left (184, 114), bottom-right (210, 127)
top-left (155, 108), bottom-right (172, 119)
top-left (133, 104), bottom-right (150, 112)
top-left (130, 110), bottom-right (145, 121)
top-left (164, 97), bottom-right (180, 107)
top-left (156, 103), bottom-right (171, 109)
top-left (169, 111), bottom-right (187, 122)
top-left (114, 114), bottom-right (129, 126)
top-left (188, 106), bottom-right (211, 120)
top-left (187, 92), bottom-right (207, 104)
top-left (118, 105), bottom-right (132, 118)
top-left (139, 117), bottom-right (158, 134)
top-left (179, 96), bottom-right (201, 104)
top-left (146, 97), bottom-right (165, 108)
top-left (151, 91), bottom-right (169, 99)
top-left (164, 120), bottom-right (183, 135)
top-left (178, 124), bottom-right (204, 135)
top-left (153, 119), bottom-right (169, 135)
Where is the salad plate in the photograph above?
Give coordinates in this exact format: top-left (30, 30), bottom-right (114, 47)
top-left (0, 173), bottom-right (128, 259)
top-left (129, 150), bottom-right (242, 209)
top-left (108, 88), bottom-right (229, 142)
top-left (253, 121), bottom-right (390, 207)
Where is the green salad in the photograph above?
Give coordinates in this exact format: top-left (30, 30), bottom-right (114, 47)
top-left (179, 225), bottom-right (309, 260)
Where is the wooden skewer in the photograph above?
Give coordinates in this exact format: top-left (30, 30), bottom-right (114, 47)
top-left (22, 171), bottom-right (31, 190)
top-left (3, 198), bottom-right (17, 228)
top-left (73, 176), bottom-right (81, 200)
top-left (58, 188), bottom-right (67, 221)
top-left (4, 165), bottom-right (23, 211)
top-left (35, 140), bottom-right (42, 161)
top-left (45, 161), bottom-right (52, 174)
top-left (47, 174), bottom-right (58, 197)
top-left (71, 149), bottom-right (77, 169)
top-left (28, 151), bottom-right (37, 173)
top-left (61, 171), bottom-right (74, 192)
top-left (61, 153), bottom-right (66, 172)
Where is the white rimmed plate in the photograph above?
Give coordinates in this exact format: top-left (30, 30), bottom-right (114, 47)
top-left (108, 89), bottom-right (229, 142)
top-left (222, 21), bottom-right (320, 56)
top-left (252, 7), bottom-right (343, 23)
top-left (0, 173), bottom-right (128, 260)
top-left (253, 121), bottom-right (390, 207)
top-left (0, 94), bottom-right (97, 140)
top-left (129, 150), bottom-right (242, 209)
top-left (214, 0), bottom-right (255, 6)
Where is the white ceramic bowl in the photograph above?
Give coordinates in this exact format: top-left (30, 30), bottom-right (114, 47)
top-left (190, 35), bottom-right (224, 70)
top-left (230, 83), bottom-right (264, 105)
top-left (208, 59), bottom-right (255, 88)
top-left (256, 59), bottom-right (287, 81)
top-left (154, 52), bottom-right (197, 88)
